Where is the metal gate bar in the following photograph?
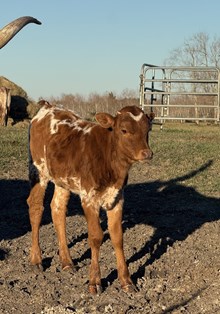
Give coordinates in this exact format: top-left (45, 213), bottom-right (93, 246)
top-left (139, 64), bottom-right (220, 122)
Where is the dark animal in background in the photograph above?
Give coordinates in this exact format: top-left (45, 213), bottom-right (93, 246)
top-left (0, 16), bottom-right (41, 125)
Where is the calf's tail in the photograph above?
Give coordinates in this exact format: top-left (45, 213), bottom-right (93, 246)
top-left (28, 124), bottom-right (39, 187)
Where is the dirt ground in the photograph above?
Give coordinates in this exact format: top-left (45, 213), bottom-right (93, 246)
top-left (0, 160), bottom-right (220, 314)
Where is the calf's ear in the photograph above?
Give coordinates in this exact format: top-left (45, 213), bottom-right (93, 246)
top-left (95, 113), bottom-right (115, 128)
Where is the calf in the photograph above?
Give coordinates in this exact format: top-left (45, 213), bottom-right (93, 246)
top-left (27, 100), bottom-right (154, 294)
top-left (0, 87), bottom-right (11, 126)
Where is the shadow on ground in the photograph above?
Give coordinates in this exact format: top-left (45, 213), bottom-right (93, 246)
top-left (0, 160), bottom-right (219, 286)
top-left (123, 159), bottom-right (220, 284)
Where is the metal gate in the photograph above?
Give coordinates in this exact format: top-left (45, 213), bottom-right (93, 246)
top-left (139, 64), bottom-right (220, 123)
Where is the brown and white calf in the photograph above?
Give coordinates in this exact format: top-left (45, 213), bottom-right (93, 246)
top-left (0, 87), bottom-right (11, 126)
top-left (27, 100), bottom-right (154, 294)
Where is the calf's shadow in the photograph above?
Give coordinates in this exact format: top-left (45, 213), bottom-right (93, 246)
top-left (0, 160), bottom-right (219, 288)
top-left (103, 159), bottom-right (220, 286)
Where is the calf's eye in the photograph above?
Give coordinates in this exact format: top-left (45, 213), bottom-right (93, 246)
top-left (121, 129), bottom-right (127, 134)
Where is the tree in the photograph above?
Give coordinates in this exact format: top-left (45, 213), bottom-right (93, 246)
top-left (165, 32), bottom-right (220, 68)
top-left (164, 32), bottom-right (220, 96)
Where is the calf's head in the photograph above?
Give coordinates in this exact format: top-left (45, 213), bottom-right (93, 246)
top-left (95, 106), bottom-right (154, 162)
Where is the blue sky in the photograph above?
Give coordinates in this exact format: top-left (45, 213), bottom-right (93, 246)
top-left (1, 0), bottom-right (220, 101)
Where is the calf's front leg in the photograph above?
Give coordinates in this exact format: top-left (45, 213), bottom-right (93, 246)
top-left (82, 202), bottom-right (103, 294)
top-left (107, 199), bottom-right (134, 292)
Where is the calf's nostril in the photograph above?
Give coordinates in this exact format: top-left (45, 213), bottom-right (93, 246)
top-left (141, 149), bottom-right (153, 160)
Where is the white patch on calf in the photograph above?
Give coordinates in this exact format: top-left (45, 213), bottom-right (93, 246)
top-left (32, 107), bottom-right (52, 122)
top-left (80, 185), bottom-right (121, 211)
top-left (83, 124), bottom-right (93, 134)
top-left (64, 177), bottom-right (81, 194)
top-left (128, 112), bottom-right (143, 121)
top-left (53, 186), bottom-right (65, 211)
top-left (80, 187), bottom-right (96, 207)
top-left (34, 158), bottom-right (50, 186)
top-left (101, 186), bottom-right (121, 210)
top-left (49, 116), bottom-right (93, 135)
top-left (73, 120), bottom-right (94, 134)
top-left (50, 117), bottom-right (60, 134)
top-left (58, 177), bottom-right (113, 213)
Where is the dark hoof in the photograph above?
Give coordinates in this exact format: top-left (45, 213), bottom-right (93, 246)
top-left (122, 284), bottom-right (137, 293)
top-left (88, 284), bottom-right (103, 295)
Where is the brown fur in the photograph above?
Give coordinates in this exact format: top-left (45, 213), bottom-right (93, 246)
top-left (27, 100), bottom-right (154, 294)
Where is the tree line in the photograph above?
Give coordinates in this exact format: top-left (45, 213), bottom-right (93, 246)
top-left (42, 32), bottom-right (220, 120)
top-left (47, 89), bottom-right (139, 119)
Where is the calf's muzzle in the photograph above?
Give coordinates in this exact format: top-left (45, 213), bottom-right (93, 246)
top-left (140, 148), bottom-right (153, 160)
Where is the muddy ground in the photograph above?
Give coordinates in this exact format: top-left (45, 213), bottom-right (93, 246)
top-left (0, 161), bottom-right (220, 314)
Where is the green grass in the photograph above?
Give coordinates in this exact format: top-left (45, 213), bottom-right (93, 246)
top-left (0, 122), bottom-right (219, 198)
top-left (0, 124), bottom-right (29, 179)
top-left (149, 123), bottom-right (220, 197)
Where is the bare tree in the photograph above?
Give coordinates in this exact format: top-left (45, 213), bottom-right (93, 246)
top-left (162, 32), bottom-right (220, 121)
top-left (165, 32), bottom-right (220, 68)
top-left (45, 89), bottom-right (139, 119)
top-left (165, 32), bottom-right (220, 93)
top-left (210, 36), bottom-right (220, 67)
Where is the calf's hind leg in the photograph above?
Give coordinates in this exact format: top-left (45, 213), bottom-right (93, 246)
top-left (27, 181), bottom-right (47, 269)
top-left (51, 185), bottom-right (73, 270)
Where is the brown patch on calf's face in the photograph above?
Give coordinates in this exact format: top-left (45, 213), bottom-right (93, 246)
top-left (115, 106), bottom-right (153, 162)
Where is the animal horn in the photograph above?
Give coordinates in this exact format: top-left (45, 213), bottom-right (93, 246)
top-left (0, 16), bottom-right (41, 49)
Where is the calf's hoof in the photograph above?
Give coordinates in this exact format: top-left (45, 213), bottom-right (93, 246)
top-left (122, 283), bottom-right (137, 293)
top-left (62, 264), bottom-right (73, 270)
top-left (88, 284), bottom-right (103, 295)
top-left (62, 264), bottom-right (76, 274)
top-left (31, 263), bottom-right (43, 272)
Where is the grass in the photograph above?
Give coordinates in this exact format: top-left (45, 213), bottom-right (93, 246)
top-left (149, 122), bottom-right (220, 197)
top-left (0, 124), bottom-right (29, 180)
top-left (0, 121), bottom-right (219, 198)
